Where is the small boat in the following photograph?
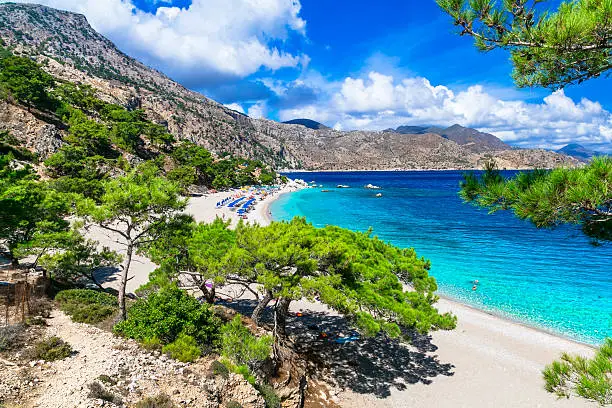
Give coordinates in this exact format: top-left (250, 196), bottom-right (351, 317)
top-left (376, 193), bottom-right (383, 197)
top-left (365, 184), bottom-right (381, 189)
top-left (337, 184), bottom-right (350, 188)
top-left (321, 189), bottom-right (331, 193)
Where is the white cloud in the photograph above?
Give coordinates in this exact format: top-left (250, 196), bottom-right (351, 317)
top-left (247, 101), bottom-right (267, 119)
top-left (223, 103), bottom-right (244, 114)
top-left (278, 71), bottom-right (612, 150)
top-left (7, 0), bottom-right (307, 81)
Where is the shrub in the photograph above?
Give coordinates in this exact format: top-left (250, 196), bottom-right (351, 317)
top-left (161, 333), bottom-right (201, 363)
top-left (543, 338), bottom-right (612, 405)
top-left (0, 324), bottom-right (26, 351)
top-left (141, 336), bottom-right (162, 351)
top-left (88, 381), bottom-right (122, 405)
top-left (28, 295), bottom-right (53, 318)
top-left (114, 286), bottom-right (220, 346)
top-left (220, 316), bottom-right (272, 367)
top-left (98, 374), bottom-right (116, 385)
top-left (255, 383), bottom-right (281, 408)
top-left (226, 402), bottom-right (243, 408)
top-left (134, 393), bottom-right (176, 408)
top-left (55, 289), bottom-right (117, 324)
top-left (211, 360), bottom-right (229, 379)
top-left (31, 336), bottom-right (73, 361)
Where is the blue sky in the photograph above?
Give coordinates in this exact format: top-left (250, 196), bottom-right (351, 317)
top-left (8, 0), bottom-right (612, 150)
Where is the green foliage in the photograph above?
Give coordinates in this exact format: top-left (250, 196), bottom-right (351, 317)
top-left (543, 338), bottom-right (612, 404)
top-left (161, 333), bottom-right (201, 362)
top-left (55, 289), bottom-right (118, 324)
top-left (255, 383), bottom-right (281, 408)
top-left (134, 394), bottom-right (177, 408)
top-left (0, 153), bottom-right (73, 265)
top-left (229, 218), bottom-right (456, 335)
top-left (97, 374), bottom-right (117, 385)
top-left (78, 164), bottom-right (187, 319)
top-left (437, 0), bottom-right (612, 89)
top-left (113, 285), bottom-right (221, 346)
top-left (24, 226), bottom-right (121, 286)
top-left (0, 131), bottom-right (37, 162)
top-left (211, 360), bottom-right (230, 379)
top-left (460, 156), bottom-right (612, 242)
top-left (32, 336), bottom-right (73, 361)
top-left (0, 55), bottom-right (56, 109)
top-left (220, 316), bottom-right (272, 367)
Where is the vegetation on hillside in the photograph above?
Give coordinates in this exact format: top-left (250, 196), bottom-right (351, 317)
top-left (0, 38), bottom-right (456, 405)
top-left (437, 0), bottom-right (612, 89)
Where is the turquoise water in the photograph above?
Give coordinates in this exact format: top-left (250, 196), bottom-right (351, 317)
top-left (271, 171), bottom-right (612, 345)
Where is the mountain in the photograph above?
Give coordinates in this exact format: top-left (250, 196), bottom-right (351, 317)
top-left (282, 119), bottom-right (328, 130)
top-left (0, 3), bottom-right (577, 170)
top-left (387, 124), bottom-right (510, 153)
top-left (557, 143), bottom-right (605, 162)
top-left (384, 125), bottom-right (430, 134)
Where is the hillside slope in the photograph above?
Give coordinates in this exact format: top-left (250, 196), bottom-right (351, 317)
top-left (0, 3), bottom-right (576, 170)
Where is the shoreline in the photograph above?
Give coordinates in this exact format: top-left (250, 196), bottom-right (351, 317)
top-left (279, 167), bottom-right (555, 173)
top-left (91, 183), bottom-right (599, 407)
top-left (437, 293), bottom-right (597, 349)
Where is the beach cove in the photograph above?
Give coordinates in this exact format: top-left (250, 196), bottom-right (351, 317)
top-left (87, 175), bottom-right (604, 407)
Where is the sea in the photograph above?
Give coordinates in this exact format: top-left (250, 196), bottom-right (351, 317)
top-left (271, 171), bottom-right (612, 345)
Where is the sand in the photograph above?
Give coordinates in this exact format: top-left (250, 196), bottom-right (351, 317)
top-left (88, 183), bottom-right (598, 408)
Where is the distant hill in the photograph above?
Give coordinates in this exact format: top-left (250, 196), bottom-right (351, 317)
top-left (557, 143), bottom-right (606, 162)
top-left (282, 119), bottom-right (329, 130)
top-left (387, 124), bottom-right (510, 153)
top-left (0, 3), bottom-right (577, 171)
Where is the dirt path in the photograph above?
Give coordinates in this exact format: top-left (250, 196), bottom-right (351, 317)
top-left (4, 311), bottom-right (264, 408)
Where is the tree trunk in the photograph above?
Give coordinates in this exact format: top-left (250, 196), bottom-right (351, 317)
top-left (274, 297), bottom-right (291, 337)
top-left (252, 290), bottom-right (272, 326)
top-left (197, 280), bottom-right (216, 304)
top-left (118, 243), bottom-right (133, 321)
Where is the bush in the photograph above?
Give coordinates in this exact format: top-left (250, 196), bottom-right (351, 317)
top-left (98, 374), bottom-right (117, 385)
top-left (88, 381), bottom-right (122, 405)
top-left (255, 383), bottom-right (281, 408)
top-left (31, 336), bottom-right (73, 361)
top-left (55, 289), bottom-right (118, 324)
top-left (134, 393), bottom-right (176, 408)
top-left (161, 333), bottom-right (201, 363)
top-left (0, 324), bottom-right (26, 351)
top-left (141, 336), bottom-right (162, 351)
top-left (211, 360), bottom-right (229, 379)
top-left (220, 316), bottom-right (272, 367)
top-left (543, 338), bottom-right (612, 405)
top-left (114, 286), bottom-right (220, 346)
top-left (226, 402), bottom-right (243, 408)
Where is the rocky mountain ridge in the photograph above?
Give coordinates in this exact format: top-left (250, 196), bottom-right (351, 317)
top-left (0, 3), bottom-right (578, 170)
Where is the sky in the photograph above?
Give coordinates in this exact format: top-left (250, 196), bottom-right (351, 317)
top-left (7, 0), bottom-right (612, 151)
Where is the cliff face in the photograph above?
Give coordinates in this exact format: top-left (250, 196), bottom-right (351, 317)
top-left (0, 3), bottom-right (578, 170)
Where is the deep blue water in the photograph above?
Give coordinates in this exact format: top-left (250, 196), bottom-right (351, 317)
top-left (271, 171), bottom-right (612, 345)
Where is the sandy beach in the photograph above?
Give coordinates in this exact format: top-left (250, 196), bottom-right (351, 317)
top-left (88, 182), bottom-right (597, 408)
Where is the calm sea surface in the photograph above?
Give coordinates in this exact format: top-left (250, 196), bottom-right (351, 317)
top-left (271, 171), bottom-right (612, 345)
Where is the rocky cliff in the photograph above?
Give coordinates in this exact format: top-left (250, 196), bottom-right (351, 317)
top-left (0, 3), bottom-right (577, 170)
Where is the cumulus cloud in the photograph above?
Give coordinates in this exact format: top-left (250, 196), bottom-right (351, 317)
top-left (7, 0), bottom-right (307, 85)
top-left (277, 71), bottom-right (612, 150)
top-left (247, 101), bottom-right (268, 119)
top-left (223, 103), bottom-right (245, 114)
